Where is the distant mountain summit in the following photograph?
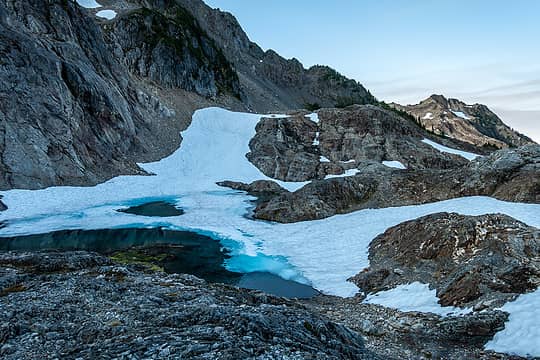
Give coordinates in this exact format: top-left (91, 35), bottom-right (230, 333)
top-left (391, 95), bottom-right (534, 148)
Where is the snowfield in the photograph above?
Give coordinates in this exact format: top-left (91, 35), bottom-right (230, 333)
top-left (0, 108), bottom-right (538, 356)
top-left (422, 138), bottom-right (480, 160)
top-left (75, 0), bottom-right (102, 9)
top-left (325, 169), bottom-right (360, 179)
top-left (485, 291), bottom-right (540, 357)
top-left (382, 160), bottom-right (407, 169)
top-left (96, 9), bottom-right (117, 20)
top-left (451, 110), bottom-right (472, 120)
top-left (364, 282), bottom-right (471, 316)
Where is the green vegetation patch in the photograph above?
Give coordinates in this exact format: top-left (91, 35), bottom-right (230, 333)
top-left (109, 248), bottom-right (171, 272)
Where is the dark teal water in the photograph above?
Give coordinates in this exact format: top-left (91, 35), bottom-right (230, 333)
top-left (118, 201), bottom-right (184, 217)
top-left (0, 227), bottom-right (319, 298)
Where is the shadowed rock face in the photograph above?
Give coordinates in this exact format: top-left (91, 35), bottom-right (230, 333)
top-left (350, 213), bottom-right (540, 308)
top-left (0, 251), bottom-right (373, 359)
top-left (107, 5), bottom-right (242, 98)
top-left (392, 95), bottom-right (534, 148)
top-left (253, 144), bottom-right (540, 223)
top-left (174, 0), bottom-right (377, 111)
top-left (0, 0), bottom-right (178, 190)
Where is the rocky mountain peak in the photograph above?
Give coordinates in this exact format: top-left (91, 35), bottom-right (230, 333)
top-left (393, 94), bottom-right (534, 149)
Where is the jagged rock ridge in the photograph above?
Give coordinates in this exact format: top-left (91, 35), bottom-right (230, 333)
top-left (253, 144), bottom-right (540, 223)
top-left (392, 94), bottom-right (534, 149)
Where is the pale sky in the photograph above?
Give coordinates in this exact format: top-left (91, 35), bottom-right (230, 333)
top-left (203, 0), bottom-right (540, 142)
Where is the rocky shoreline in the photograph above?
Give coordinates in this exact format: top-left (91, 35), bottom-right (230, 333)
top-left (1, 249), bottom-right (533, 359)
top-left (0, 251), bottom-right (375, 359)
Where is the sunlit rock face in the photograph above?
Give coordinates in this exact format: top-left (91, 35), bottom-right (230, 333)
top-left (392, 94), bottom-right (535, 148)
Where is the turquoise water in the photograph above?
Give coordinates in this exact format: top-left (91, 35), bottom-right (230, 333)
top-left (0, 227), bottom-right (318, 298)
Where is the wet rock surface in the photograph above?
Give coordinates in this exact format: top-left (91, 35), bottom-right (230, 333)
top-left (0, 251), bottom-right (375, 359)
top-left (350, 213), bottom-right (540, 308)
top-left (254, 144), bottom-right (540, 222)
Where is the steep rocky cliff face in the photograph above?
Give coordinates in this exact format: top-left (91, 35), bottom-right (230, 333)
top-left (0, 0), bottom-right (378, 190)
top-left (106, 4), bottom-right (242, 98)
top-left (0, 0), bottom-right (215, 190)
top-left (172, 0), bottom-right (377, 111)
top-left (392, 95), bottom-right (534, 148)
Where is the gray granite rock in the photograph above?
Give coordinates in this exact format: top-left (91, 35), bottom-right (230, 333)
top-left (0, 251), bottom-right (375, 359)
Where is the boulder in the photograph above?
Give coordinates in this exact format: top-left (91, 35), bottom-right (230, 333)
top-left (350, 213), bottom-right (540, 308)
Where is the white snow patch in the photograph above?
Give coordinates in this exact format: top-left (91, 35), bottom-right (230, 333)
top-left (382, 161), bottom-right (406, 169)
top-left (364, 282), bottom-right (471, 316)
top-left (422, 112), bottom-right (434, 120)
top-left (485, 290), bottom-right (540, 357)
top-left (1, 108), bottom-right (539, 301)
top-left (312, 132), bottom-right (320, 146)
top-left (96, 9), bottom-right (117, 20)
top-left (451, 110), bottom-right (471, 120)
top-left (75, 0), bottom-right (102, 8)
top-left (320, 156), bottom-right (331, 163)
top-left (422, 138), bottom-right (480, 161)
top-left (341, 159), bottom-right (355, 164)
top-left (325, 169), bottom-right (360, 179)
top-left (306, 113), bottom-right (319, 123)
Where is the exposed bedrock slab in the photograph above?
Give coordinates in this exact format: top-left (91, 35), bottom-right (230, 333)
top-left (350, 213), bottom-right (540, 308)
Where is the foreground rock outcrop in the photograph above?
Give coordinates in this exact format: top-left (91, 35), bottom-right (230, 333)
top-left (309, 296), bottom-right (513, 360)
top-left (350, 213), bottom-right (540, 308)
top-left (0, 251), bottom-right (375, 359)
top-left (254, 144), bottom-right (540, 222)
top-left (0, 250), bottom-right (524, 359)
